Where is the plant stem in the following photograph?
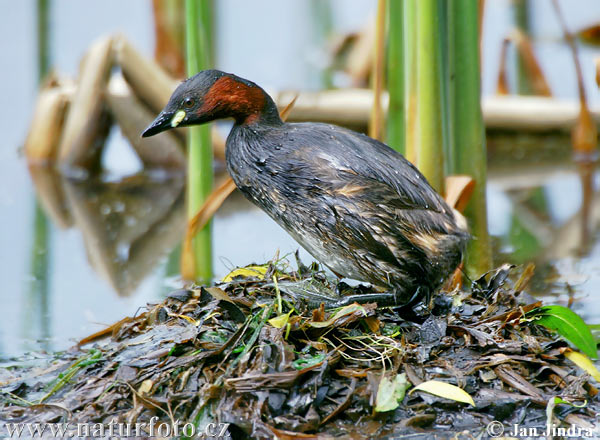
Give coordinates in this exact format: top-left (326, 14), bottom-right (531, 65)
top-left (185, 0), bottom-right (213, 282)
top-left (513, 0), bottom-right (532, 95)
top-left (310, 0), bottom-right (334, 88)
top-left (37, 0), bottom-right (49, 80)
top-left (403, 0), bottom-right (418, 164)
top-left (448, 0), bottom-right (491, 274)
top-left (386, 0), bottom-right (404, 153)
top-left (26, 0), bottom-right (52, 353)
top-left (369, 0), bottom-right (387, 141)
top-left (414, 0), bottom-right (446, 194)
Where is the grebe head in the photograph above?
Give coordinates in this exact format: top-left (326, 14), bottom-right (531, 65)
top-left (142, 69), bottom-right (281, 137)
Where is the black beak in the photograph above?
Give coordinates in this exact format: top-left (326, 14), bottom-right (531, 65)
top-left (141, 111), bottom-right (174, 138)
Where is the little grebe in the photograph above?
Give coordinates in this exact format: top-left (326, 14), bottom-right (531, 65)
top-left (143, 70), bottom-right (469, 307)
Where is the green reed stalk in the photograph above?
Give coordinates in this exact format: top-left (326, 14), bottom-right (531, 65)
top-left (414, 0), bottom-right (446, 194)
top-left (310, 0), bottom-right (334, 88)
top-left (513, 0), bottom-right (532, 95)
top-left (403, 0), bottom-right (418, 164)
top-left (26, 0), bottom-right (52, 352)
top-left (447, 0), bottom-right (491, 274)
top-left (386, 0), bottom-right (404, 153)
top-left (185, 0), bottom-right (213, 282)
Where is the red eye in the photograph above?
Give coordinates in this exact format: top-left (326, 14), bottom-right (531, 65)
top-left (183, 97), bottom-right (195, 109)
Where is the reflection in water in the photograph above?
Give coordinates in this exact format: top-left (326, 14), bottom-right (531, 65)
top-left (498, 167), bottom-right (597, 264)
top-left (488, 146), bottom-right (599, 322)
top-left (29, 166), bottom-right (186, 297)
top-left (25, 202), bottom-right (51, 353)
top-left (23, 0), bottom-right (52, 353)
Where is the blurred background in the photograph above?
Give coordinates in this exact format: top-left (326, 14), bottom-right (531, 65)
top-left (1, 0), bottom-right (600, 357)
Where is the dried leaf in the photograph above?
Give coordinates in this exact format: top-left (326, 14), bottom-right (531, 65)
top-left (510, 28), bottom-right (552, 97)
top-left (552, 0), bottom-right (598, 159)
top-left (309, 304), bottom-right (366, 328)
top-left (409, 380), bottom-right (475, 406)
top-left (514, 262), bottom-right (535, 293)
top-left (363, 316), bottom-right (380, 333)
top-left (481, 301), bottom-right (541, 324)
top-left (369, 0), bottom-right (386, 141)
top-left (138, 379), bottom-right (153, 395)
top-left (58, 36), bottom-right (114, 168)
top-left (572, 106), bottom-right (598, 157)
top-left (181, 177), bottom-right (237, 280)
top-left (25, 77), bottom-right (72, 164)
top-left (445, 175), bottom-right (475, 212)
top-left (496, 38), bottom-right (511, 95)
top-left (279, 95), bottom-right (298, 121)
top-left (78, 316), bottom-right (135, 346)
top-left (203, 286), bottom-right (233, 302)
top-left (577, 23), bottom-right (600, 46)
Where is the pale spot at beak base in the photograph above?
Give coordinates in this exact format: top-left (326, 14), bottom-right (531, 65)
top-left (171, 110), bottom-right (186, 128)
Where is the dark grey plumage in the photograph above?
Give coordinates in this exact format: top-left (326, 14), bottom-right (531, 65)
top-left (226, 121), bottom-right (468, 303)
top-left (142, 69), bottom-right (469, 305)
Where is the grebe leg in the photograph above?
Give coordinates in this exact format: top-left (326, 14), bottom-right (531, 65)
top-left (327, 286), bottom-right (427, 308)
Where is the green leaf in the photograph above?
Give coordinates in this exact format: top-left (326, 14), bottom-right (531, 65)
top-left (375, 373), bottom-right (410, 412)
top-left (525, 306), bottom-right (597, 359)
top-left (551, 396), bottom-right (586, 408)
top-left (589, 324), bottom-right (600, 343)
top-left (292, 353), bottom-right (325, 370)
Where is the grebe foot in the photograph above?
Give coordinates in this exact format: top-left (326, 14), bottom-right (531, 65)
top-left (328, 286), bottom-right (426, 308)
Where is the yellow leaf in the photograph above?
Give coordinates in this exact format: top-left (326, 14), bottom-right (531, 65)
top-left (269, 310), bottom-right (293, 329)
top-left (222, 265), bottom-right (268, 282)
top-left (409, 380), bottom-right (475, 406)
top-left (168, 313), bottom-right (199, 326)
top-left (138, 379), bottom-right (153, 395)
top-left (564, 349), bottom-right (600, 382)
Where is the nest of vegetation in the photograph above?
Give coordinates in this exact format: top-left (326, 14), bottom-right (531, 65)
top-left (1, 257), bottom-right (599, 439)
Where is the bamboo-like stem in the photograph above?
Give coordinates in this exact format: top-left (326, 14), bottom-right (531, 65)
top-left (28, 0), bottom-right (52, 352)
top-left (403, 0), bottom-right (418, 164)
top-left (185, 0), bottom-right (213, 282)
top-left (439, 1), bottom-right (452, 177)
top-left (37, 0), bottom-right (49, 80)
top-left (152, 0), bottom-right (186, 78)
top-left (198, 0), bottom-right (214, 65)
top-left (369, 0), bottom-right (386, 141)
top-left (448, 0), bottom-right (491, 274)
top-left (513, 0), bottom-right (532, 95)
top-left (386, 0), bottom-right (404, 153)
top-left (414, 0), bottom-right (445, 193)
top-left (310, 0), bottom-right (334, 88)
